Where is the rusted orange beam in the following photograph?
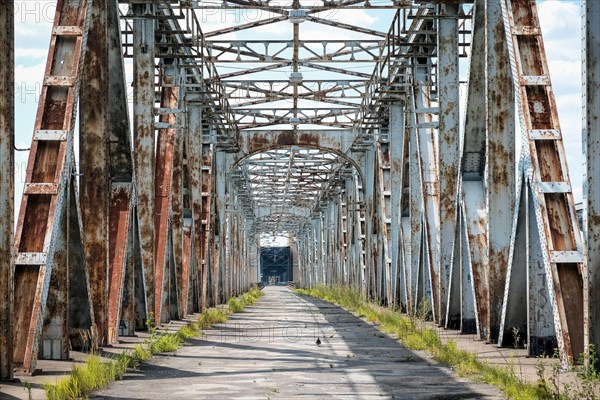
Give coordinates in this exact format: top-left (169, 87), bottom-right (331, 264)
top-left (171, 118), bottom-right (185, 319)
top-left (504, 0), bottom-right (584, 362)
top-left (154, 68), bottom-right (178, 324)
top-left (106, 0), bottom-right (134, 342)
top-left (13, 0), bottom-right (91, 373)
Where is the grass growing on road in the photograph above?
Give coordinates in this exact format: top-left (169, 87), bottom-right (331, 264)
top-left (44, 287), bottom-right (263, 400)
top-left (296, 284), bottom-right (547, 400)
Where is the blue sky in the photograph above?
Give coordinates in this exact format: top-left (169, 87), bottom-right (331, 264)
top-left (11, 0), bottom-right (585, 214)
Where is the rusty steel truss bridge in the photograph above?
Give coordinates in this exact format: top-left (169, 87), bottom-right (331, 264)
top-left (1, 0), bottom-right (600, 380)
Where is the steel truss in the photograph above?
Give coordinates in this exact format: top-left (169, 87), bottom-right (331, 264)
top-left (1, 0), bottom-right (599, 378)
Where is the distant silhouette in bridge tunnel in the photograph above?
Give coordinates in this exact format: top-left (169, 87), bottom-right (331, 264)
top-left (260, 246), bottom-right (292, 285)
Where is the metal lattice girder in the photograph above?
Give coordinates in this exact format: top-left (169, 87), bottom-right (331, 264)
top-left (501, 0), bottom-right (584, 363)
top-left (13, 0), bottom-right (94, 373)
top-left (187, 0), bottom-right (410, 11)
top-left (205, 40), bottom-right (385, 63)
top-left (121, 4), bottom-right (239, 137)
top-left (585, 0), bottom-right (600, 364)
top-left (0, 0), bottom-right (14, 382)
top-left (222, 80), bottom-right (368, 105)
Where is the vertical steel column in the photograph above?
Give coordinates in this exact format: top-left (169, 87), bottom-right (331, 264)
top-left (353, 170), bottom-right (365, 292)
top-left (214, 151), bottom-right (233, 304)
top-left (389, 104), bottom-right (406, 308)
top-left (413, 64), bottom-right (441, 320)
top-left (486, 0), bottom-right (515, 343)
top-left (80, 0), bottom-right (109, 345)
top-left (133, 3), bottom-right (156, 323)
top-left (106, 0), bottom-right (134, 342)
top-left (458, 0), bottom-right (487, 337)
top-left (154, 64), bottom-right (178, 324)
top-left (186, 101), bottom-right (205, 309)
top-left (408, 104), bottom-right (423, 314)
top-left (344, 177), bottom-right (355, 286)
top-left (438, 3), bottom-right (460, 326)
top-left (585, 0), bottom-right (600, 360)
top-left (315, 217), bottom-right (324, 284)
top-left (0, 0), bottom-right (14, 381)
top-left (201, 142), bottom-right (213, 307)
top-left (376, 141), bottom-right (392, 303)
top-left (171, 80), bottom-right (186, 319)
top-left (362, 149), bottom-right (376, 299)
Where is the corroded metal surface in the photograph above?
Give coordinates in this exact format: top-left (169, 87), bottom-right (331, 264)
top-left (486, 0), bottom-right (515, 343)
top-left (0, 0), bottom-right (14, 381)
top-left (438, 3), bottom-right (460, 327)
top-left (132, 3), bottom-right (155, 325)
top-left (154, 68), bottom-right (178, 324)
top-left (585, 0), bottom-right (600, 363)
top-left (13, 0), bottom-right (91, 373)
top-left (503, 0), bottom-right (584, 363)
top-left (80, 0), bottom-right (109, 345)
top-left (3, 0), bottom-right (594, 376)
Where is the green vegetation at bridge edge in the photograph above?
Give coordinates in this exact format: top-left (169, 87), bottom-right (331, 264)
top-left (296, 284), bottom-right (555, 400)
top-left (43, 287), bottom-right (263, 400)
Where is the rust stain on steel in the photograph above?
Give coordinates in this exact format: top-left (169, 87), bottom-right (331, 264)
top-left (80, 0), bottom-right (109, 344)
top-left (42, 239), bottom-right (69, 361)
top-left (107, 187), bottom-right (132, 343)
top-left (171, 124), bottom-right (185, 319)
top-left (468, 218), bottom-right (489, 339)
top-left (132, 5), bottom-right (156, 328)
top-left (298, 133), bottom-right (320, 146)
top-left (181, 226), bottom-right (192, 317)
top-left (248, 135), bottom-right (271, 153)
top-left (486, 0), bottom-right (515, 342)
top-left (507, 0), bottom-right (584, 361)
top-left (13, 0), bottom-right (90, 372)
top-left (154, 78), bottom-right (178, 325)
top-left (275, 131), bottom-right (295, 146)
top-left (201, 144), bottom-right (213, 310)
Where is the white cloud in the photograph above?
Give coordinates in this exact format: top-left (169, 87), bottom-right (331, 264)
top-left (538, 0), bottom-right (583, 200)
top-left (538, 1), bottom-right (581, 41)
top-left (15, 48), bottom-right (48, 59)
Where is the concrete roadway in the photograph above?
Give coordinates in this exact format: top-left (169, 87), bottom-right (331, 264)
top-left (92, 286), bottom-right (502, 399)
